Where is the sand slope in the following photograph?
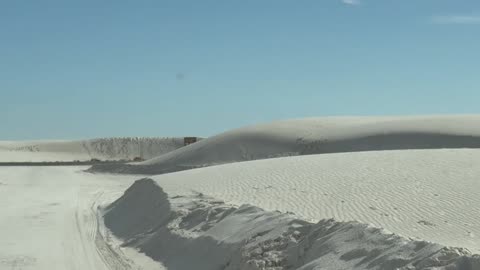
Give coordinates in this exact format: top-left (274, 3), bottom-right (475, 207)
top-left (89, 115), bottom-right (480, 174)
top-left (145, 148), bottom-right (480, 253)
top-left (103, 178), bottom-right (480, 270)
top-left (0, 137), bottom-right (185, 162)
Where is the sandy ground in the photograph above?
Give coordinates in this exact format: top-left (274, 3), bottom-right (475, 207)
top-left (1, 152), bottom-right (479, 269)
top-left (0, 166), bottom-right (164, 270)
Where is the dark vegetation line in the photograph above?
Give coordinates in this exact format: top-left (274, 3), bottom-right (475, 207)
top-left (0, 159), bottom-right (143, 166)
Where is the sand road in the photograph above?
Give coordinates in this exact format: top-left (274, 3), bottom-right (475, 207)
top-left (0, 166), bottom-right (162, 270)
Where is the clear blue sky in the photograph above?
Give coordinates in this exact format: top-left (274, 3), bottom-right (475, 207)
top-left (1, 1), bottom-right (479, 139)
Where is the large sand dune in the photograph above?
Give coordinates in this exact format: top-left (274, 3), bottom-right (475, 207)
top-left (89, 115), bottom-right (480, 174)
top-left (0, 137), bottom-right (185, 162)
top-left (146, 148), bottom-right (480, 253)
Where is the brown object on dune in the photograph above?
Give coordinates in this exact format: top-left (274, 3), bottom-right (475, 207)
top-left (184, 137), bottom-right (198, 146)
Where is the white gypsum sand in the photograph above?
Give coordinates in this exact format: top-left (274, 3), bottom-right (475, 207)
top-left (0, 137), bottom-right (185, 162)
top-left (147, 149), bottom-right (480, 253)
top-left (102, 178), bottom-right (480, 270)
top-left (3, 115), bottom-right (480, 269)
top-left (2, 163), bottom-right (477, 270)
top-left (88, 115), bottom-right (480, 175)
top-left (0, 166), bottom-right (165, 270)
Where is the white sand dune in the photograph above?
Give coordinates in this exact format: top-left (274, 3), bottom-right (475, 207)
top-left (0, 137), bottom-right (185, 162)
top-left (144, 149), bottom-right (480, 254)
top-left (89, 115), bottom-right (480, 174)
top-left (103, 178), bottom-right (480, 270)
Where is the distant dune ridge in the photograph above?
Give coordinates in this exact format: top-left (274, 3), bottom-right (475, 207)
top-left (0, 137), bottom-right (185, 162)
top-left (89, 115), bottom-right (480, 174)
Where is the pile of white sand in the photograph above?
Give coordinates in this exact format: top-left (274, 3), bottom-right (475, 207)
top-left (0, 137), bottom-right (185, 162)
top-left (102, 178), bottom-right (480, 270)
top-left (89, 115), bottom-right (480, 174)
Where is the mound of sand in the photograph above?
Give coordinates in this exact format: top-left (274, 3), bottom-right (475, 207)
top-left (102, 178), bottom-right (480, 270)
top-left (89, 115), bottom-right (480, 174)
top-left (141, 148), bottom-right (480, 253)
top-left (0, 137), bottom-right (185, 162)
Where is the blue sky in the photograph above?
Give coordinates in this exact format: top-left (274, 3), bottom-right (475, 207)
top-left (1, 1), bottom-right (480, 139)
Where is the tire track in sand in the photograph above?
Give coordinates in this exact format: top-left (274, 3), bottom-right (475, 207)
top-left (73, 190), bottom-right (132, 270)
